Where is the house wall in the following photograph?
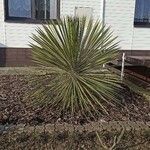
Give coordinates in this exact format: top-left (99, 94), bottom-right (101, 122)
top-left (1, 0), bottom-right (150, 51)
top-left (105, 0), bottom-right (150, 52)
top-left (0, 0), bottom-right (150, 66)
top-left (0, 0), bottom-right (5, 47)
top-left (0, 0), bottom-right (103, 48)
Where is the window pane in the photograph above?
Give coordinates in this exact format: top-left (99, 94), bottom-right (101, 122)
top-left (46, 0), bottom-right (58, 19)
top-left (34, 0), bottom-right (57, 20)
top-left (135, 0), bottom-right (150, 23)
top-left (46, 0), bottom-right (50, 19)
top-left (50, 0), bottom-right (58, 19)
top-left (35, 0), bottom-right (45, 19)
top-left (7, 0), bottom-right (59, 21)
top-left (8, 0), bottom-right (31, 18)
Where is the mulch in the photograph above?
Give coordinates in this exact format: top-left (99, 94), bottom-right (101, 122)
top-left (0, 75), bottom-right (150, 125)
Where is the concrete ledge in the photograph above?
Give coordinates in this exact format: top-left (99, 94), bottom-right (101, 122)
top-left (126, 56), bottom-right (150, 67)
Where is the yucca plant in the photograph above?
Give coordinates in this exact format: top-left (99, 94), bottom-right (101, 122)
top-left (29, 17), bottom-right (148, 116)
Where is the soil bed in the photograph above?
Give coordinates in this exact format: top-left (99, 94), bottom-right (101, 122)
top-left (0, 75), bottom-right (150, 125)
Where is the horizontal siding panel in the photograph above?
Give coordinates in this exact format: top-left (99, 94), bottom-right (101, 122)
top-left (105, 0), bottom-right (150, 51)
top-left (5, 23), bottom-right (41, 48)
top-left (0, 0), bottom-right (5, 47)
top-left (105, 0), bottom-right (135, 50)
top-left (132, 28), bottom-right (150, 50)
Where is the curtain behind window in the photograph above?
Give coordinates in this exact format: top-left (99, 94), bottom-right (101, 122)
top-left (8, 0), bottom-right (58, 20)
top-left (135, 0), bottom-right (150, 22)
top-left (9, 0), bottom-right (31, 18)
top-left (34, 0), bottom-right (58, 19)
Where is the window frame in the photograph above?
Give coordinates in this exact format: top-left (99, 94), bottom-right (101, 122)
top-left (4, 0), bottom-right (60, 24)
top-left (134, 0), bottom-right (150, 27)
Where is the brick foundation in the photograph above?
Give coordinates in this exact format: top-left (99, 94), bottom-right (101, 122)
top-left (0, 48), bottom-right (150, 67)
top-left (0, 48), bottom-right (32, 67)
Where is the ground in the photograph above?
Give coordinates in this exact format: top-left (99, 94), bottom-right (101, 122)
top-left (0, 68), bottom-right (150, 149)
top-left (0, 70), bottom-right (149, 125)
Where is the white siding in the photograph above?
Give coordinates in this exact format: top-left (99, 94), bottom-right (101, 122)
top-left (132, 28), bottom-right (150, 50)
top-left (0, 0), bottom-right (103, 48)
top-left (0, 0), bottom-right (5, 47)
top-left (105, 0), bottom-right (150, 51)
top-left (5, 23), bottom-right (40, 48)
top-left (61, 0), bottom-right (102, 19)
top-left (1, 0), bottom-right (150, 51)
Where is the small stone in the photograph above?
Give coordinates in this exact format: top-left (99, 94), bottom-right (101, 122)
top-left (57, 118), bottom-right (61, 121)
top-left (100, 119), bottom-right (106, 123)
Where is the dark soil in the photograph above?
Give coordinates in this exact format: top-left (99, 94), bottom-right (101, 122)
top-left (0, 75), bottom-right (150, 125)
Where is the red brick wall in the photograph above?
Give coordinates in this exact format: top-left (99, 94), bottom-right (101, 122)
top-left (0, 48), bottom-right (32, 67)
top-left (0, 48), bottom-right (150, 67)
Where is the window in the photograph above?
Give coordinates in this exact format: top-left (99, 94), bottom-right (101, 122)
top-left (5, 0), bottom-right (60, 23)
top-left (134, 0), bottom-right (150, 26)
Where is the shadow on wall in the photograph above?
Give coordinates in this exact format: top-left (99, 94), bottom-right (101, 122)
top-left (0, 43), bottom-right (6, 67)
